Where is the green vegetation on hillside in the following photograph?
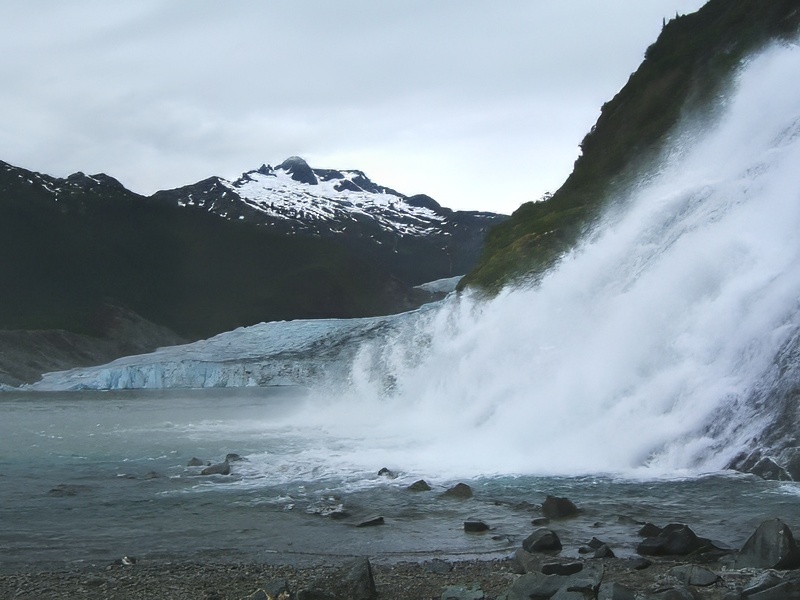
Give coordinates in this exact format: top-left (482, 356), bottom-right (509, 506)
top-left (461, 0), bottom-right (800, 293)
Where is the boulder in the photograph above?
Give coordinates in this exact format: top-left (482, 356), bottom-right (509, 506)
top-left (506, 572), bottom-right (566, 600)
top-left (377, 467), bottom-right (396, 478)
top-left (749, 457), bottom-right (791, 481)
top-left (781, 447), bottom-right (800, 481)
top-left (522, 528), bottom-right (562, 553)
top-left (187, 457), bottom-right (207, 467)
top-left (356, 516), bottom-right (385, 528)
top-left (744, 579), bottom-right (800, 599)
top-left (225, 453), bottom-right (245, 462)
top-left (593, 544), bottom-right (615, 558)
top-left (650, 587), bottom-right (694, 600)
top-left (735, 518), bottom-right (800, 569)
top-left (442, 483), bottom-right (473, 499)
top-left (531, 517), bottom-right (551, 526)
top-left (342, 557), bottom-right (377, 600)
top-left (638, 523), bottom-right (663, 537)
top-left (588, 536), bottom-right (607, 549)
top-left (636, 523), bottom-right (706, 556)
top-left (464, 521), bottom-right (489, 532)
top-left (510, 549), bottom-right (538, 574)
top-left (263, 580), bottom-right (292, 599)
top-left (541, 495), bottom-right (579, 519)
top-left (408, 479), bottom-right (431, 492)
top-left (742, 571), bottom-right (784, 596)
top-left (48, 483), bottom-right (91, 497)
top-left (201, 461), bottom-right (230, 476)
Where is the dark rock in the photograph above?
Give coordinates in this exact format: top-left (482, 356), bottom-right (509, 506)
top-left (408, 479), bottom-right (431, 492)
top-left (542, 562), bottom-right (583, 576)
top-left (225, 453), bottom-right (245, 462)
top-left (668, 564), bottom-right (719, 586)
top-left (464, 520), bottom-right (489, 532)
top-left (550, 591), bottom-right (584, 600)
top-left (342, 557), bottom-right (377, 600)
top-left (531, 517), bottom-right (551, 526)
top-left (742, 571), bottom-right (784, 596)
top-left (142, 471), bottom-right (160, 479)
top-left (506, 572), bottom-right (566, 599)
top-left (636, 523), bottom-right (705, 556)
top-left (441, 584), bottom-right (485, 600)
top-left (541, 495), bottom-right (579, 519)
top-left (735, 518), bottom-right (800, 569)
top-left (442, 483), bottom-right (473, 499)
top-left (425, 559), bottom-right (453, 574)
top-left (588, 536), bottom-right (607, 549)
top-left (510, 549), bottom-right (537, 574)
top-left (639, 522), bottom-right (663, 537)
top-left (296, 590), bottom-right (336, 600)
top-left (745, 579), bottom-right (800, 599)
top-left (598, 582), bottom-right (636, 600)
top-left (623, 558), bottom-right (652, 571)
top-left (48, 483), bottom-right (91, 497)
top-left (111, 556), bottom-right (137, 566)
top-left (578, 546), bottom-right (593, 554)
top-left (377, 467), bottom-right (396, 478)
top-left (522, 528), bottom-right (562, 553)
top-left (749, 457), bottom-right (791, 481)
top-left (187, 457), bottom-right (207, 467)
top-left (651, 587), bottom-right (694, 600)
top-left (356, 516), bottom-right (385, 528)
top-left (593, 544), bottom-right (616, 558)
top-left (201, 461), bottom-right (230, 476)
top-left (565, 562), bottom-right (604, 595)
top-left (248, 591), bottom-right (269, 600)
top-left (278, 156), bottom-right (318, 185)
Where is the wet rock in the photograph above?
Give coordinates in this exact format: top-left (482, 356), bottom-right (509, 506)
top-left (377, 467), bottom-right (396, 478)
top-left (506, 572), bottom-right (566, 600)
top-left (541, 495), bottom-right (579, 519)
top-left (225, 453), bottom-right (245, 462)
top-left (593, 544), bottom-right (615, 558)
top-left (356, 516), bottom-right (385, 528)
top-left (48, 483), bottom-right (91, 496)
top-left (588, 536), bottom-right (607, 549)
top-left (408, 479), bottom-right (431, 492)
top-left (564, 562), bottom-right (603, 595)
top-left (781, 447), bottom-right (800, 481)
top-left (622, 557), bottom-right (652, 570)
top-left (442, 483), bottom-right (473, 499)
top-left (636, 523), bottom-right (705, 556)
top-left (187, 457), bottom-right (207, 467)
top-left (522, 528), bottom-right (562, 553)
top-left (201, 461), bottom-right (230, 476)
top-left (749, 457), bottom-right (791, 481)
top-left (425, 559), bottom-right (453, 574)
top-left (744, 579), bottom-right (800, 598)
top-left (441, 583), bottom-right (485, 600)
top-left (735, 518), bottom-right (800, 569)
top-left (111, 556), bottom-right (137, 566)
top-left (263, 579), bottom-right (292, 599)
top-left (511, 549), bottom-right (538, 574)
top-left (342, 557), bottom-right (377, 600)
top-left (464, 520), bottom-right (490, 532)
top-left (531, 517), bottom-right (551, 526)
top-left (542, 562), bottom-right (583, 576)
top-left (742, 571), bottom-right (784, 596)
top-left (639, 522), bottom-right (663, 537)
top-left (551, 590), bottom-right (585, 600)
top-left (668, 564), bottom-right (719, 586)
top-left (598, 581), bottom-right (636, 600)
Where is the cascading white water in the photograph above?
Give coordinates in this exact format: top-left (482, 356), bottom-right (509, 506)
top-left (293, 41), bottom-right (800, 479)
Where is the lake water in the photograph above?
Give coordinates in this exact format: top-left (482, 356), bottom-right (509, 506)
top-left (2, 388), bottom-right (800, 574)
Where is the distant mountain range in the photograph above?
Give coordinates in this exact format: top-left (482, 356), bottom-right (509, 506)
top-left (0, 156), bottom-right (504, 346)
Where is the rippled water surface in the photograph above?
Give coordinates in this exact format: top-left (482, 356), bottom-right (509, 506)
top-left (2, 389), bottom-right (800, 573)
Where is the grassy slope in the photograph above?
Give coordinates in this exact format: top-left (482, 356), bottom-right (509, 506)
top-left (461, 0), bottom-right (800, 293)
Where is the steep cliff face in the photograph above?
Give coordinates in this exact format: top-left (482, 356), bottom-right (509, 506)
top-left (461, 0), bottom-right (800, 292)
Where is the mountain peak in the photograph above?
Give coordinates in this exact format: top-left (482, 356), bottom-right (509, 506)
top-left (277, 156), bottom-right (317, 185)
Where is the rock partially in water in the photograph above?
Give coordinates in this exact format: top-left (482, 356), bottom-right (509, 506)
top-left (377, 467), bottom-right (396, 479)
top-left (442, 483), bottom-right (473, 499)
top-left (201, 461), bottom-right (231, 476)
top-left (749, 457), bottom-right (791, 481)
top-left (541, 495), bottom-right (579, 519)
top-left (47, 483), bottom-right (91, 497)
top-left (225, 453), bottom-right (246, 463)
top-left (522, 529), bottom-right (562, 553)
top-left (638, 523), bottom-right (662, 537)
top-left (464, 521), bottom-right (490, 533)
top-left (735, 518), bottom-right (800, 569)
top-left (408, 479), bottom-right (431, 492)
top-left (187, 457), bottom-right (207, 467)
top-left (356, 516), bottom-right (385, 528)
top-left (593, 544), bottom-right (615, 559)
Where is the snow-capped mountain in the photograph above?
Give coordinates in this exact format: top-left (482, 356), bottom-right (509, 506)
top-left (152, 157), bottom-right (507, 279)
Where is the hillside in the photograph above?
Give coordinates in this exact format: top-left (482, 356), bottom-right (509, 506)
top-left (461, 0), bottom-right (800, 292)
top-left (0, 158), bottom-right (504, 383)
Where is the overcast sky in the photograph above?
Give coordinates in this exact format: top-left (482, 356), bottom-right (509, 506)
top-left (0, 1), bottom-right (707, 214)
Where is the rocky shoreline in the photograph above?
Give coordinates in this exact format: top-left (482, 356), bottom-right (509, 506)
top-left (4, 496), bottom-right (800, 600)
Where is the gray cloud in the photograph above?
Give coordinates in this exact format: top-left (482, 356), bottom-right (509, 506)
top-left (0, 1), bottom-right (707, 213)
